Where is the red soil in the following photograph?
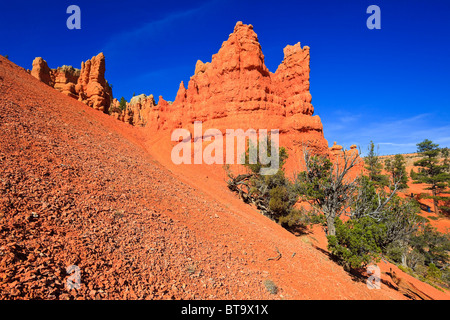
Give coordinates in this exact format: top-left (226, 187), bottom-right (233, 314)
top-left (0, 56), bottom-right (448, 300)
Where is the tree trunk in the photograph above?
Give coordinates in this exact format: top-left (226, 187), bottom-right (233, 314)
top-left (432, 187), bottom-right (439, 215)
top-left (326, 215), bottom-right (336, 236)
top-left (401, 252), bottom-right (407, 267)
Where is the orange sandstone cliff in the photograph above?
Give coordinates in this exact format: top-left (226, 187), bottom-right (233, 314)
top-left (30, 53), bottom-right (112, 113)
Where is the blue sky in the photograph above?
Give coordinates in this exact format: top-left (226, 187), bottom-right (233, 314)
top-left (1, 0), bottom-right (449, 155)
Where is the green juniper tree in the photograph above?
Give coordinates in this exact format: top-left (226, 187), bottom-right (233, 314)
top-left (225, 138), bottom-right (298, 223)
top-left (326, 171), bottom-right (421, 269)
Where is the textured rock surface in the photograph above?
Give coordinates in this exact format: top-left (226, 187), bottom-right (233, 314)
top-left (53, 66), bottom-right (80, 99)
top-left (77, 53), bottom-right (112, 112)
top-left (123, 94), bottom-right (157, 126)
top-left (30, 57), bottom-right (53, 86)
top-left (30, 53), bottom-right (112, 113)
top-left (329, 142), bottom-right (362, 165)
top-left (330, 141), bottom-right (343, 154)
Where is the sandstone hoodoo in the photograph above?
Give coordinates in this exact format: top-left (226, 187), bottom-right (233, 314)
top-left (139, 21), bottom-right (331, 171)
top-left (30, 57), bottom-right (53, 86)
top-left (30, 53), bottom-right (112, 113)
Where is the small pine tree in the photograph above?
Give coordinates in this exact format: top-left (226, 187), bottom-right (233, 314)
top-left (413, 139), bottom-right (450, 215)
top-left (365, 141), bottom-right (388, 187)
top-left (410, 168), bottom-right (417, 181)
top-left (385, 154), bottom-right (409, 190)
top-left (119, 97), bottom-right (127, 111)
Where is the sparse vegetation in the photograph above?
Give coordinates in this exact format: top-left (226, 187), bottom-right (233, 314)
top-left (226, 139), bottom-right (297, 223)
top-left (296, 149), bottom-right (361, 236)
top-left (327, 176), bottom-right (422, 270)
top-left (119, 97), bottom-right (127, 111)
top-left (228, 136), bottom-right (450, 290)
top-left (227, 139), bottom-right (449, 288)
top-left (327, 216), bottom-right (385, 269)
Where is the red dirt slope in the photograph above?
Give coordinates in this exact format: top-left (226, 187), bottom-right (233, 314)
top-left (0, 56), bottom-right (448, 300)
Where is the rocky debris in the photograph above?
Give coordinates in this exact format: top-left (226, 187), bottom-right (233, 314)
top-left (0, 55), bottom-right (272, 300)
top-left (30, 53), bottom-right (112, 114)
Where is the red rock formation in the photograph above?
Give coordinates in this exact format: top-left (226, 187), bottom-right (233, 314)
top-left (330, 141), bottom-right (344, 156)
top-left (77, 53), bottom-right (112, 113)
top-left (30, 57), bottom-right (53, 86)
top-left (109, 98), bottom-right (123, 121)
top-left (30, 53), bottom-right (112, 113)
top-left (29, 22), bottom-right (353, 173)
top-left (139, 21), bottom-right (329, 172)
top-left (348, 144), bottom-right (359, 157)
top-left (125, 94), bottom-right (157, 126)
top-left (53, 66), bottom-right (80, 99)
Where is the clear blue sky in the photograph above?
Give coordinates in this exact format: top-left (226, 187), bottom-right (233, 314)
top-left (1, 0), bottom-right (449, 155)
